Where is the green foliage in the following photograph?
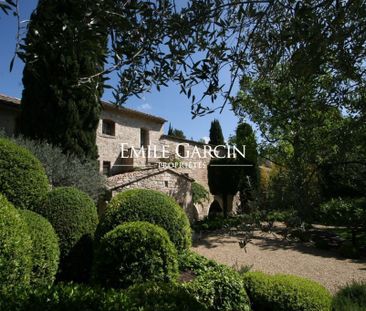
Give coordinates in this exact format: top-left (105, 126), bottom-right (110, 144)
top-left (97, 189), bottom-right (191, 251)
top-left (127, 282), bottom-right (207, 311)
top-left (167, 124), bottom-right (186, 139)
top-left (0, 0), bottom-right (15, 16)
top-left (178, 251), bottom-right (251, 311)
top-left (37, 187), bottom-right (98, 282)
top-left (178, 251), bottom-right (221, 276)
top-left (243, 271), bottom-right (332, 311)
top-left (192, 182), bottom-right (209, 205)
top-left (0, 283), bottom-right (129, 311)
top-left (185, 265), bottom-right (251, 311)
top-left (93, 221), bottom-right (179, 289)
top-left (19, 210), bottom-right (60, 287)
top-left (20, 0), bottom-right (107, 159)
top-left (208, 158), bottom-right (243, 216)
top-left (0, 194), bottom-right (32, 291)
top-left (332, 281), bottom-right (366, 311)
top-left (192, 215), bottom-right (255, 232)
top-left (11, 135), bottom-right (105, 201)
top-left (318, 197), bottom-right (366, 247)
top-left (209, 119), bottom-right (224, 145)
top-left (0, 138), bottom-right (49, 210)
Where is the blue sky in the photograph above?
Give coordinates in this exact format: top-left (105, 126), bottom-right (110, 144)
top-left (0, 1), bottom-right (240, 141)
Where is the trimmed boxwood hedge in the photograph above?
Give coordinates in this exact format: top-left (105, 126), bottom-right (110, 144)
top-left (0, 283), bottom-right (129, 311)
top-left (127, 282), bottom-right (207, 311)
top-left (96, 189), bottom-right (191, 251)
top-left (0, 194), bottom-right (32, 291)
top-left (93, 221), bottom-right (179, 289)
top-left (20, 210), bottom-right (60, 287)
top-left (0, 138), bottom-right (49, 210)
top-left (36, 187), bottom-right (98, 282)
top-left (332, 281), bottom-right (366, 311)
top-left (185, 265), bottom-right (251, 311)
top-left (0, 282), bottom-right (206, 311)
top-left (243, 271), bottom-right (332, 311)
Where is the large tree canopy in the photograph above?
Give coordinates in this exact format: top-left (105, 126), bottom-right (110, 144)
top-left (12, 0), bottom-right (366, 160)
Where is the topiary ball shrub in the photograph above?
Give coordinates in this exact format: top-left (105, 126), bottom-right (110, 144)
top-left (332, 281), bottom-right (366, 311)
top-left (243, 271), bottom-right (332, 311)
top-left (96, 189), bottom-right (191, 251)
top-left (19, 210), bottom-right (60, 287)
top-left (93, 221), bottom-right (179, 289)
top-left (178, 250), bottom-right (221, 276)
top-left (0, 138), bottom-right (49, 210)
top-left (127, 282), bottom-right (207, 311)
top-left (185, 265), bottom-right (251, 311)
top-left (0, 194), bottom-right (32, 291)
top-left (37, 187), bottom-right (98, 282)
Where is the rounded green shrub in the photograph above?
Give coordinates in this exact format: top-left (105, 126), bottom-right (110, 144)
top-left (0, 138), bottom-right (49, 210)
top-left (37, 187), bottom-right (98, 282)
top-left (178, 250), bottom-right (221, 275)
top-left (97, 189), bottom-right (191, 251)
top-left (93, 221), bottom-right (179, 289)
top-left (185, 265), bottom-right (251, 311)
top-left (19, 210), bottom-right (60, 287)
top-left (243, 271), bottom-right (332, 311)
top-left (127, 282), bottom-right (207, 311)
top-left (0, 194), bottom-right (32, 291)
top-left (332, 281), bottom-right (366, 311)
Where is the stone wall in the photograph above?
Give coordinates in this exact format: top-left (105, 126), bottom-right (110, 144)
top-left (109, 168), bottom-right (199, 222)
top-left (97, 108), bottom-right (164, 175)
top-left (0, 105), bottom-right (19, 136)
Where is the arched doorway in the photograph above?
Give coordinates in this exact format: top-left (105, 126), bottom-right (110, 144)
top-left (208, 200), bottom-right (223, 218)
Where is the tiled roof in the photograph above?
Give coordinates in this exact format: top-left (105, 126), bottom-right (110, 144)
top-left (0, 94), bottom-right (166, 123)
top-left (0, 94), bottom-right (21, 109)
top-left (102, 101), bottom-right (166, 123)
top-left (107, 167), bottom-right (194, 190)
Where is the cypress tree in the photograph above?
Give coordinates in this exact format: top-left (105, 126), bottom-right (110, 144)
top-left (209, 119), bottom-right (225, 145)
top-left (234, 122), bottom-right (259, 211)
top-left (19, 0), bottom-right (107, 159)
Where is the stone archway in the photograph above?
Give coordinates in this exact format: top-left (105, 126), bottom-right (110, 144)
top-left (208, 199), bottom-right (223, 218)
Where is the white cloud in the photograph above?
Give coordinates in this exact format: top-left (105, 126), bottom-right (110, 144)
top-left (202, 136), bottom-right (210, 143)
top-left (137, 103), bottom-right (152, 110)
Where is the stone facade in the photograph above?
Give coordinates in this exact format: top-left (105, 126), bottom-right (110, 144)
top-left (0, 94), bottom-right (20, 136)
top-left (0, 94), bottom-right (237, 221)
top-left (107, 167), bottom-right (200, 221)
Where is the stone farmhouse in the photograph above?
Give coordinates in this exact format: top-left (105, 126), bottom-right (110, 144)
top-left (0, 94), bottom-right (240, 221)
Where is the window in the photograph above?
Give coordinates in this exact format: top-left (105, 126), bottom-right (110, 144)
top-left (102, 161), bottom-right (111, 176)
top-left (102, 119), bottom-right (115, 136)
top-left (165, 181), bottom-right (169, 187)
top-left (178, 145), bottom-right (185, 158)
top-left (140, 128), bottom-right (149, 147)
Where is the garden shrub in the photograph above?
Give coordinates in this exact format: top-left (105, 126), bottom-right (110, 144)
top-left (0, 138), bottom-right (49, 210)
top-left (192, 182), bottom-right (209, 205)
top-left (96, 189), bottom-right (191, 251)
top-left (37, 187), bottom-right (98, 282)
top-left (10, 135), bottom-right (105, 201)
top-left (185, 265), bottom-right (251, 311)
top-left (127, 282), bottom-right (207, 311)
top-left (319, 197), bottom-right (366, 248)
top-left (20, 210), bottom-right (60, 287)
top-left (332, 281), bottom-right (366, 311)
top-left (0, 194), bottom-right (32, 291)
top-left (178, 250), bottom-right (220, 276)
top-left (0, 283), bottom-right (130, 311)
top-left (243, 271), bottom-right (332, 311)
top-left (93, 221), bottom-right (179, 289)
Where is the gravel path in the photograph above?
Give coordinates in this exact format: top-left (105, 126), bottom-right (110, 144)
top-left (192, 231), bottom-right (366, 294)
